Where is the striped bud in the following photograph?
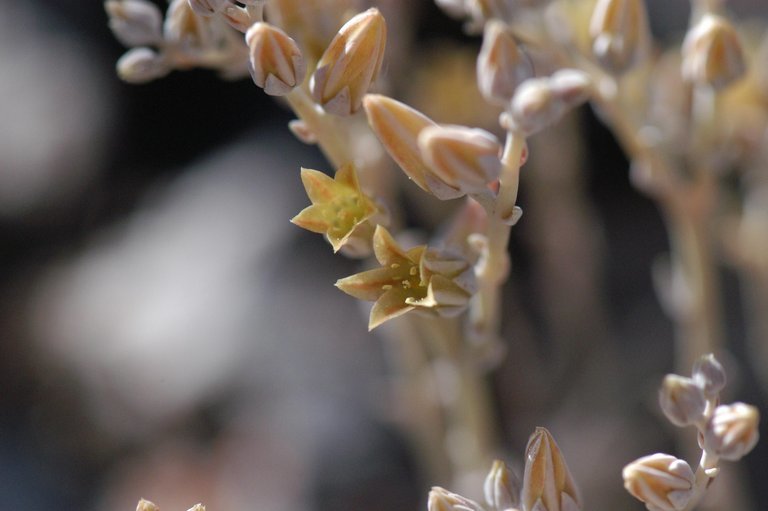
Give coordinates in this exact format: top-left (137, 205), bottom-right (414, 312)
top-left (117, 47), bottom-right (169, 83)
top-left (428, 487), bottom-right (485, 511)
top-left (682, 14), bottom-right (746, 91)
top-left (510, 78), bottom-right (562, 135)
top-left (549, 69), bottom-right (592, 108)
top-left (589, 0), bottom-right (649, 74)
top-left (703, 403), bottom-right (760, 461)
top-left (106, 0), bottom-right (164, 47)
top-left (659, 374), bottom-right (707, 427)
top-left (521, 427), bottom-right (582, 511)
top-left (311, 8), bottom-right (387, 116)
top-left (419, 125), bottom-right (502, 194)
top-left (623, 453), bottom-right (695, 511)
top-left (484, 459), bottom-right (521, 511)
top-left (692, 353), bottom-right (726, 399)
top-left (246, 22), bottom-right (305, 96)
top-left (477, 20), bottom-right (534, 105)
top-left (187, 0), bottom-right (228, 17)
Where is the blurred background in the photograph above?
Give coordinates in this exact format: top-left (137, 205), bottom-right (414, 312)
top-left (1, 1), bottom-right (767, 510)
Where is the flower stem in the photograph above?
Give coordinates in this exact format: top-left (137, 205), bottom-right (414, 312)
top-left (285, 87), bottom-right (352, 168)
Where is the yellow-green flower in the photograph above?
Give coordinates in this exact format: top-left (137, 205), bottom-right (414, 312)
top-left (336, 226), bottom-right (476, 330)
top-left (291, 163), bottom-right (380, 254)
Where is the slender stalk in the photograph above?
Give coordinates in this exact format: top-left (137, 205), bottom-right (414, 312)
top-left (285, 87), bottom-right (352, 167)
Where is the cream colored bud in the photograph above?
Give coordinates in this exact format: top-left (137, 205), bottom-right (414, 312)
top-left (589, 0), bottom-right (649, 74)
top-left (246, 22), bottom-right (305, 96)
top-left (310, 8), bottom-right (387, 116)
top-left (659, 375), bottom-right (707, 427)
top-left (428, 487), bottom-right (485, 511)
top-left (188, 0), bottom-right (227, 16)
top-left (187, 505), bottom-right (206, 511)
top-left (521, 427), bottom-right (582, 511)
top-left (510, 78), bottom-right (563, 135)
top-left (363, 94), bottom-right (464, 200)
top-left (703, 403), bottom-right (760, 461)
top-left (106, 0), bottom-right (164, 47)
top-left (477, 20), bottom-right (534, 105)
top-left (692, 353), bottom-right (726, 398)
top-left (549, 69), bottom-right (592, 108)
top-left (419, 125), bottom-right (502, 194)
top-left (484, 459), bottom-right (521, 511)
top-left (117, 47), bottom-right (169, 83)
top-left (682, 14), bottom-right (746, 91)
top-left (622, 453), bottom-right (695, 511)
top-left (136, 499), bottom-right (160, 511)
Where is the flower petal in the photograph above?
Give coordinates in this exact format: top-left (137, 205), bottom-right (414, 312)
top-left (369, 287), bottom-right (414, 330)
top-left (335, 267), bottom-right (397, 301)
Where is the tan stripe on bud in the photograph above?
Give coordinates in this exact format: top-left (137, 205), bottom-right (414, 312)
top-left (658, 374), bottom-right (707, 427)
top-left (521, 427), bottom-right (582, 511)
top-left (246, 22), bottom-right (305, 96)
top-left (311, 8), bottom-right (387, 116)
top-left (682, 14), bottom-right (746, 91)
top-left (623, 454), bottom-right (695, 511)
top-left (704, 403), bottom-right (760, 461)
top-left (589, 0), bottom-right (649, 74)
top-left (484, 459), bottom-right (521, 511)
top-left (477, 20), bottom-right (534, 105)
top-left (418, 124), bottom-right (502, 194)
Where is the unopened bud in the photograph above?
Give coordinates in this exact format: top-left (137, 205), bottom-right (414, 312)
top-left (484, 459), bottom-right (521, 511)
top-left (363, 94), bottom-right (463, 200)
top-left (589, 0), bottom-right (649, 74)
top-left (419, 125), bottom-right (502, 195)
top-left (106, 0), bottom-right (164, 47)
top-left (682, 14), bottom-right (746, 91)
top-left (521, 427), bottom-right (582, 511)
top-left (187, 505), bottom-right (206, 511)
top-left (622, 453), bottom-right (695, 511)
top-left (703, 403), bottom-right (760, 461)
top-left (510, 78), bottom-right (562, 135)
top-left (136, 499), bottom-right (160, 511)
top-left (428, 487), bottom-right (485, 511)
top-left (659, 375), bottom-right (707, 427)
top-left (549, 69), bottom-right (592, 108)
top-left (311, 8), bottom-right (387, 116)
top-left (477, 20), bottom-right (535, 105)
top-left (246, 22), bottom-right (305, 96)
top-left (187, 0), bottom-right (227, 16)
top-left (692, 353), bottom-right (726, 398)
top-left (117, 47), bottom-right (169, 83)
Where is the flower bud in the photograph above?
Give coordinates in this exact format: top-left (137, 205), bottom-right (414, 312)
top-left (428, 487), bottom-right (485, 511)
top-left (188, 0), bottom-right (228, 17)
top-left (136, 499), bottom-right (160, 511)
top-left (549, 69), bottom-right (592, 108)
top-left (418, 125), bottom-right (502, 195)
top-left (310, 8), bottom-right (387, 116)
top-left (187, 505), bottom-right (206, 511)
top-left (521, 427), bottom-right (582, 511)
top-left (477, 20), bottom-right (535, 105)
top-left (484, 459), bottom-right (521, 511)
top-left (659, 375), bottom-right (707, 427)
top-left (622, 453), bottom-right (695, 511)
top-left (363, 94), bottom-right (464, 200)
top-left (682, 14), bottom-right (746, 91)
top-left (117, 47), bottom-right (170, 83)
top-left (509, 78), bottom-right (563, 135)
top-left (692, 353), bottom-right (726, 398)
top-left (106, 0), bottom-right (164, 47)
top-left (589, 0), bottom-right (649, 74)
top-left (246, 22), bottom-right (305, 96)
top-left (703, 403), bottom-right (760, 461)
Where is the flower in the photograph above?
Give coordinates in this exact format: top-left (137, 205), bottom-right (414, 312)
top-left (658, 374), bottom-right (707, 427)
top-left (428, 486), bottom-right (486, 511)
top-left (291, 163), bottom-right (381, 254)
top-left (521, 427), bottom-right (582, 511)
top-left (246, 22), bottom-right (305, 96)
top-left (703, 402), bottom-right (760, 461)
top-left (335, 226), bottom-right (476, 329)
top-left (484, 459), bottom-right (521, 511)
top-left (622, 453), bottom-right (695, 511)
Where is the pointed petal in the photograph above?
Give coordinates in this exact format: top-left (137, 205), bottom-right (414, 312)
top-left (335, 267), bottom-right (397, 301)
top-left (291, 205), bottom-right (330, 233)
top-left (373, 225), bottom-right (411, 266)
top-left (335, 162), bottom-right (360, 190)
top-left (300, 167), bottom-right (339, 203)
top-left (369, 288), bottom-right (414, 329)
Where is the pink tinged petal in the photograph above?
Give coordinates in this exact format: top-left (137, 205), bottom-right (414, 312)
top-left (335, 267), bottom-right (399, 301)
top-left (369, 288), bottom-right (415, 330)
top-left (300, 167), bottom-right (340, 203)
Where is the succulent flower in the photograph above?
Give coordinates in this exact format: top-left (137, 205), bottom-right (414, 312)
top-left (692, 353), bottom-right (726, 398)
top-left (682, 14), bottom-right (746, 91)
top-left (484, 459), bottom-right (521, 511)
top-left (703, 402), bottom-right (760, 461)
top-left (428, 486), bottom-right (486, 511)
top-left (622, 453), bottom-right (695, 511)
top-left (292, 163), bottom-right (382, 254)
top-left (336, 226), bottom-right (476, 329)
top-left (246, 22), bottom-right (305, 96)
top-left (117, 47), bottom-right (170, 83)
top-left (477, 20), bottom-right (534, 105)
top-left (658, 374), bottom-right (707, 427)
top-left (105, 0), bottom-right (164, 47)
top-left (136, 499), bottom-right (160, 511)
top-left (589, 0), bottom-right (649, 74)
top-left (521, 427), bottom-right (582, 511)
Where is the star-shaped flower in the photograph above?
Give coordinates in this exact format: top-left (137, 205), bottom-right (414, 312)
top-left (291, 163), bottom-right (381, 254)
top-left (336, 225), bottom-right (476, 330)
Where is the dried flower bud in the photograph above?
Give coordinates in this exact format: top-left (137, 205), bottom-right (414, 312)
top-left (692, 353), bottom-right (726, 398)
top-left (246, 22), bottom-right (305, 96)
top-left (136, 499), bottom-right (160, 511)
top-left (484, 459), bottom-right (521, 511)
top-left (622, 453), bottom-right (695, 511)
top-left (703, 403), bottom-right (760, 461)
top-left (363, 94), bottom-right (464, 200)
top-left (188, 0), bottom-right (228, 17)
top-left (428, 487), bottom-right (485, 511)
top-left (682, 14), bottom-right (746, 91)
top-left (521, 427), bottom-right (582, 511)
top-left (106, 0), bottom-right (164, 47)
top-left (418, 125), bottom-right (502, 195)
top-left (659, 375), bottom-right (707, 427)
top-left (509, 78), bottom-right (563, 135)
top-left (549, 69), bottom-right (592, 108)
top-left (310, 8), bottom-right (387, 116)
top-left (117, 47), bottom-right (170, 83)
top-left (477, 20), bottom-right (535, 105)
top-left (589, 0), bottom-right (649, 74)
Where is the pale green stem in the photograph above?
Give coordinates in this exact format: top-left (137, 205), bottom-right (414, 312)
top-left (285, 87), bottom-right (352, 168)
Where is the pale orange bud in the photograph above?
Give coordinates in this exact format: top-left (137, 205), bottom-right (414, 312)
top-left (311, 8), bottom-right (387, 116)
top-left (428, 487), bottom-right (485, 511)
top-left (703, 403), bottom-right (760, 461)
top-left (246, 22), bottom-right (305, 95)
top-left (484, 459), bottom-right (521, 511)
top-left (477, 20), bottom-right (534, 105)
top-left (658, 375), bottom-right (707, 427)
top-left (589, 0), bottom-right (649, 74)
top-left (623, 453), bottom-right (695, 511)
top-left (521, 427), bottom-right (582, 511)
top-left (682, 14), bottom-right (746, 90)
